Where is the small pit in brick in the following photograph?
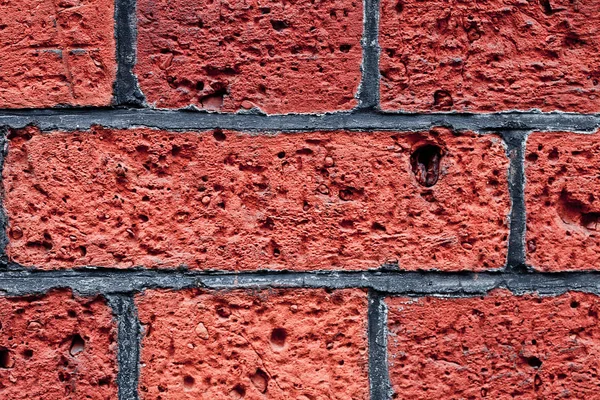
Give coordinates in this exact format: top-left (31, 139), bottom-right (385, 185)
top-left (410, 144), bottom-right (442, 187)
top-left (69, 334), bottom-right (85, 356)
top-left (270, 328), bottom-right (287, 350)
top-left (527, 356), bottom-right (542, 368)
top-left (0, 348), bottom-right (14, 368)
top-left (250, 368), bottom-right (269, 393)
top-left (183, 375), bottom-right (195, 389)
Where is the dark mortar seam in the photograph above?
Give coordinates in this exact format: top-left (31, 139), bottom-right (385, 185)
top-left (503, 131), bottom-right (527, 271)
top-left (357, 0), bottom-right (381, 110)
top-left (0, 109), bottom-right (599, 133)
top-left (107, 293), bottom-right (141, 400)
top-left (368, 290), bottom-right (393, 400)
top-left (2, 269), bottom-right (600, 296)
top-left (113, 0), bottom-right (145, 107)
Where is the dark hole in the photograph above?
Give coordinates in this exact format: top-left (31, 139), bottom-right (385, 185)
top-left (270, 20), bottom-right (288, 31)
top-left (571, 300), bottom-right (580, 308)
top-left (22, 349), bottom-right (33, 359)
top-left (232, 384), bottom-right (246, 397)
top-left (183, 375), bottom-right (195, 388)
top-left (433, 90), bottom-right (453, 110)
top-left (395, 0), bottom-right (404, 12)
top-left (139, 214), bottom-right (149, 222)
top-left (213, 129), bottom-right (226, 142)
top-left (270, 328), bottom-right (287, 348)
top-left (0, 348), bottom-right (13, 368)
top-left (0, 349), bottom-right (13, 368)
top-left (339, 44), bottom-right (351, 53)
top-left (277, 151), bottom-right (286, 159)
top-left (527, 356), bottom-right (542, 368)
top-left (410, 145), bottom-right (443, 187)
top-left (69, 334), bottom-right (85, 356)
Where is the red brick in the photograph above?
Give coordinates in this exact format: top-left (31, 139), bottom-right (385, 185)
top-left (4, 127), bottom-right (509, 270)
top-left (526, 131), bottom-right (600, 271)
top-left (136, 289), bottom-right (368, 399)
top-left (0, 0), bottom-right (116, 108)
top-left (387, 291), bottom-right (600, 399)
top-left (135, 0), bottom-right (362, 113)
top-left (0, 290), bottom-right (117, 399)
top-left (379, 0), bottom-right (600, 112)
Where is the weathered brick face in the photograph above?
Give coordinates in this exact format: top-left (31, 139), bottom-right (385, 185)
top-left (0, 290), bottom-right (117, 399)
top-left (387, 291), bottom-right (600, 398)
top-left (4, 126), bottom-right (508, 270)
top-left (526, 131), bottom-right (600, 271)
top-left (136, 289), bottom-right (369, 399)
top-left (379, 0), bottom-right (600, 112)
top-left (0, 0), bottom-right (116, 108)
top-left (135, 0), bottom-right (363, 113)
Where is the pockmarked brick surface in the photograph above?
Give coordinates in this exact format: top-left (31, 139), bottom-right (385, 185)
top-left (0, 0), bottom-right (116, 108)
top-left (135, 0), bottom-right (362, 113)
top-left (0, 290), bottom-right (117, 399)
top-left (4, 126), bottom-right (508, 270)
top-left (379, 0), bottom-right (600, 112)
top-left (387, 291), bottom-right (600, 399)
top-left (526, 131), bottom-right (600, 271)
top-left (136, 289), bottom-right (368, 399)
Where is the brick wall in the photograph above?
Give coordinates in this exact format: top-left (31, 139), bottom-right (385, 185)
top-left (1, 0), bottom-right (600, 399)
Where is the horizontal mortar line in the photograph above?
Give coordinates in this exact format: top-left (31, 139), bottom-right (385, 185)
top-left (0, 269), bottom-right (600, 296)
top-left (0, 109), bottom-right (599, 133)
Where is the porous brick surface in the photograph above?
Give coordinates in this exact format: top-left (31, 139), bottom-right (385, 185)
top-left (135, 0), bottom-right (362, 113)
top-left (379, 0), bottom-right (600, 112)
top-left (136, 289), bottom-right (368, 399)
top-left (0, 0), bottom-right (116, 108)
top-left (4, 126), bottom-right (508, 270)
top-left (387, 291), bottom-right (600, 399)
top-left (526, 131), bottom-right (600, 271)
top-left (0, 290), bottom-right (117, 399)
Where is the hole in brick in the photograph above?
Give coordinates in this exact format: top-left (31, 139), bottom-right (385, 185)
top-left (527, 356), bottom-right (542, 368)
top-left (527, 153), bottom-right (539, 162)
top-left (277, 151), bottom-right (286, 159)
top-left (571, 300), bottom-right (580, 308)
top-left (229, 384), bottom-right (246, 399)
top-left (273, 247), bottom-right (281, 257)
top-left (22, 349), bottom-right (33, 359)
top-left (339, 44), bottom-right (351, 53)
top-left (200, 88), bottom-right (227, 110)
top-left (395, 0), bottom-right (404, 12)
top-left (371, 222), bottom-right (386, 232)
top-left (433, 90), bottom-right (453, 110)
top-left (250, 368), bottom-right (269, 393)
top-left (410, 145), bottom-right (442, 187)
top-left (548, 148), bottom-right (559, 160)
top-left (270, 328), bottom-right (287, 349)
top-left (0, 348), bottom-right (14, 368)
top-left (216, 306), bottom-right (231, 318)
top-left (99, 376), bottom-right (111, 386)
top-left (260, 7), bottom-right (271, 14)
top-left (69, 334), bottom-right (85, 356)
top-left (539, 0), bottom-right (555, 15)
top-left (270, 20), bottom-right (288, 31)
top-left (213, 129), bottom-right (226, 142)
top-left (79, 246), bottom-right (87, 257)
top-left (139, 214), bottom-right (149, 222)
top-left (183, 375), bottom-right (195, 388)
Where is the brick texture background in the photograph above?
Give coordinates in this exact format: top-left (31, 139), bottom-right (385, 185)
top-left (1, 0), bottom-right (600, 398)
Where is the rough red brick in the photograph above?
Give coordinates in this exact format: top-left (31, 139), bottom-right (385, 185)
top-left (387, 291), bottom-right (600, 399)
top-left (136, 289), bottom-right (368, 399)
top-left (4, 126), bottom-right (509, 270)
top-left (0, 0), bottom-right (116, 108)
top-left (379, 0), bottom-right (600, 112)
top-left (0, 290), bottom-right (117, 399)
top-left (135, 0), bottom-right (362, 113)
top-left (525, 131), bottom-right (600, 271)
